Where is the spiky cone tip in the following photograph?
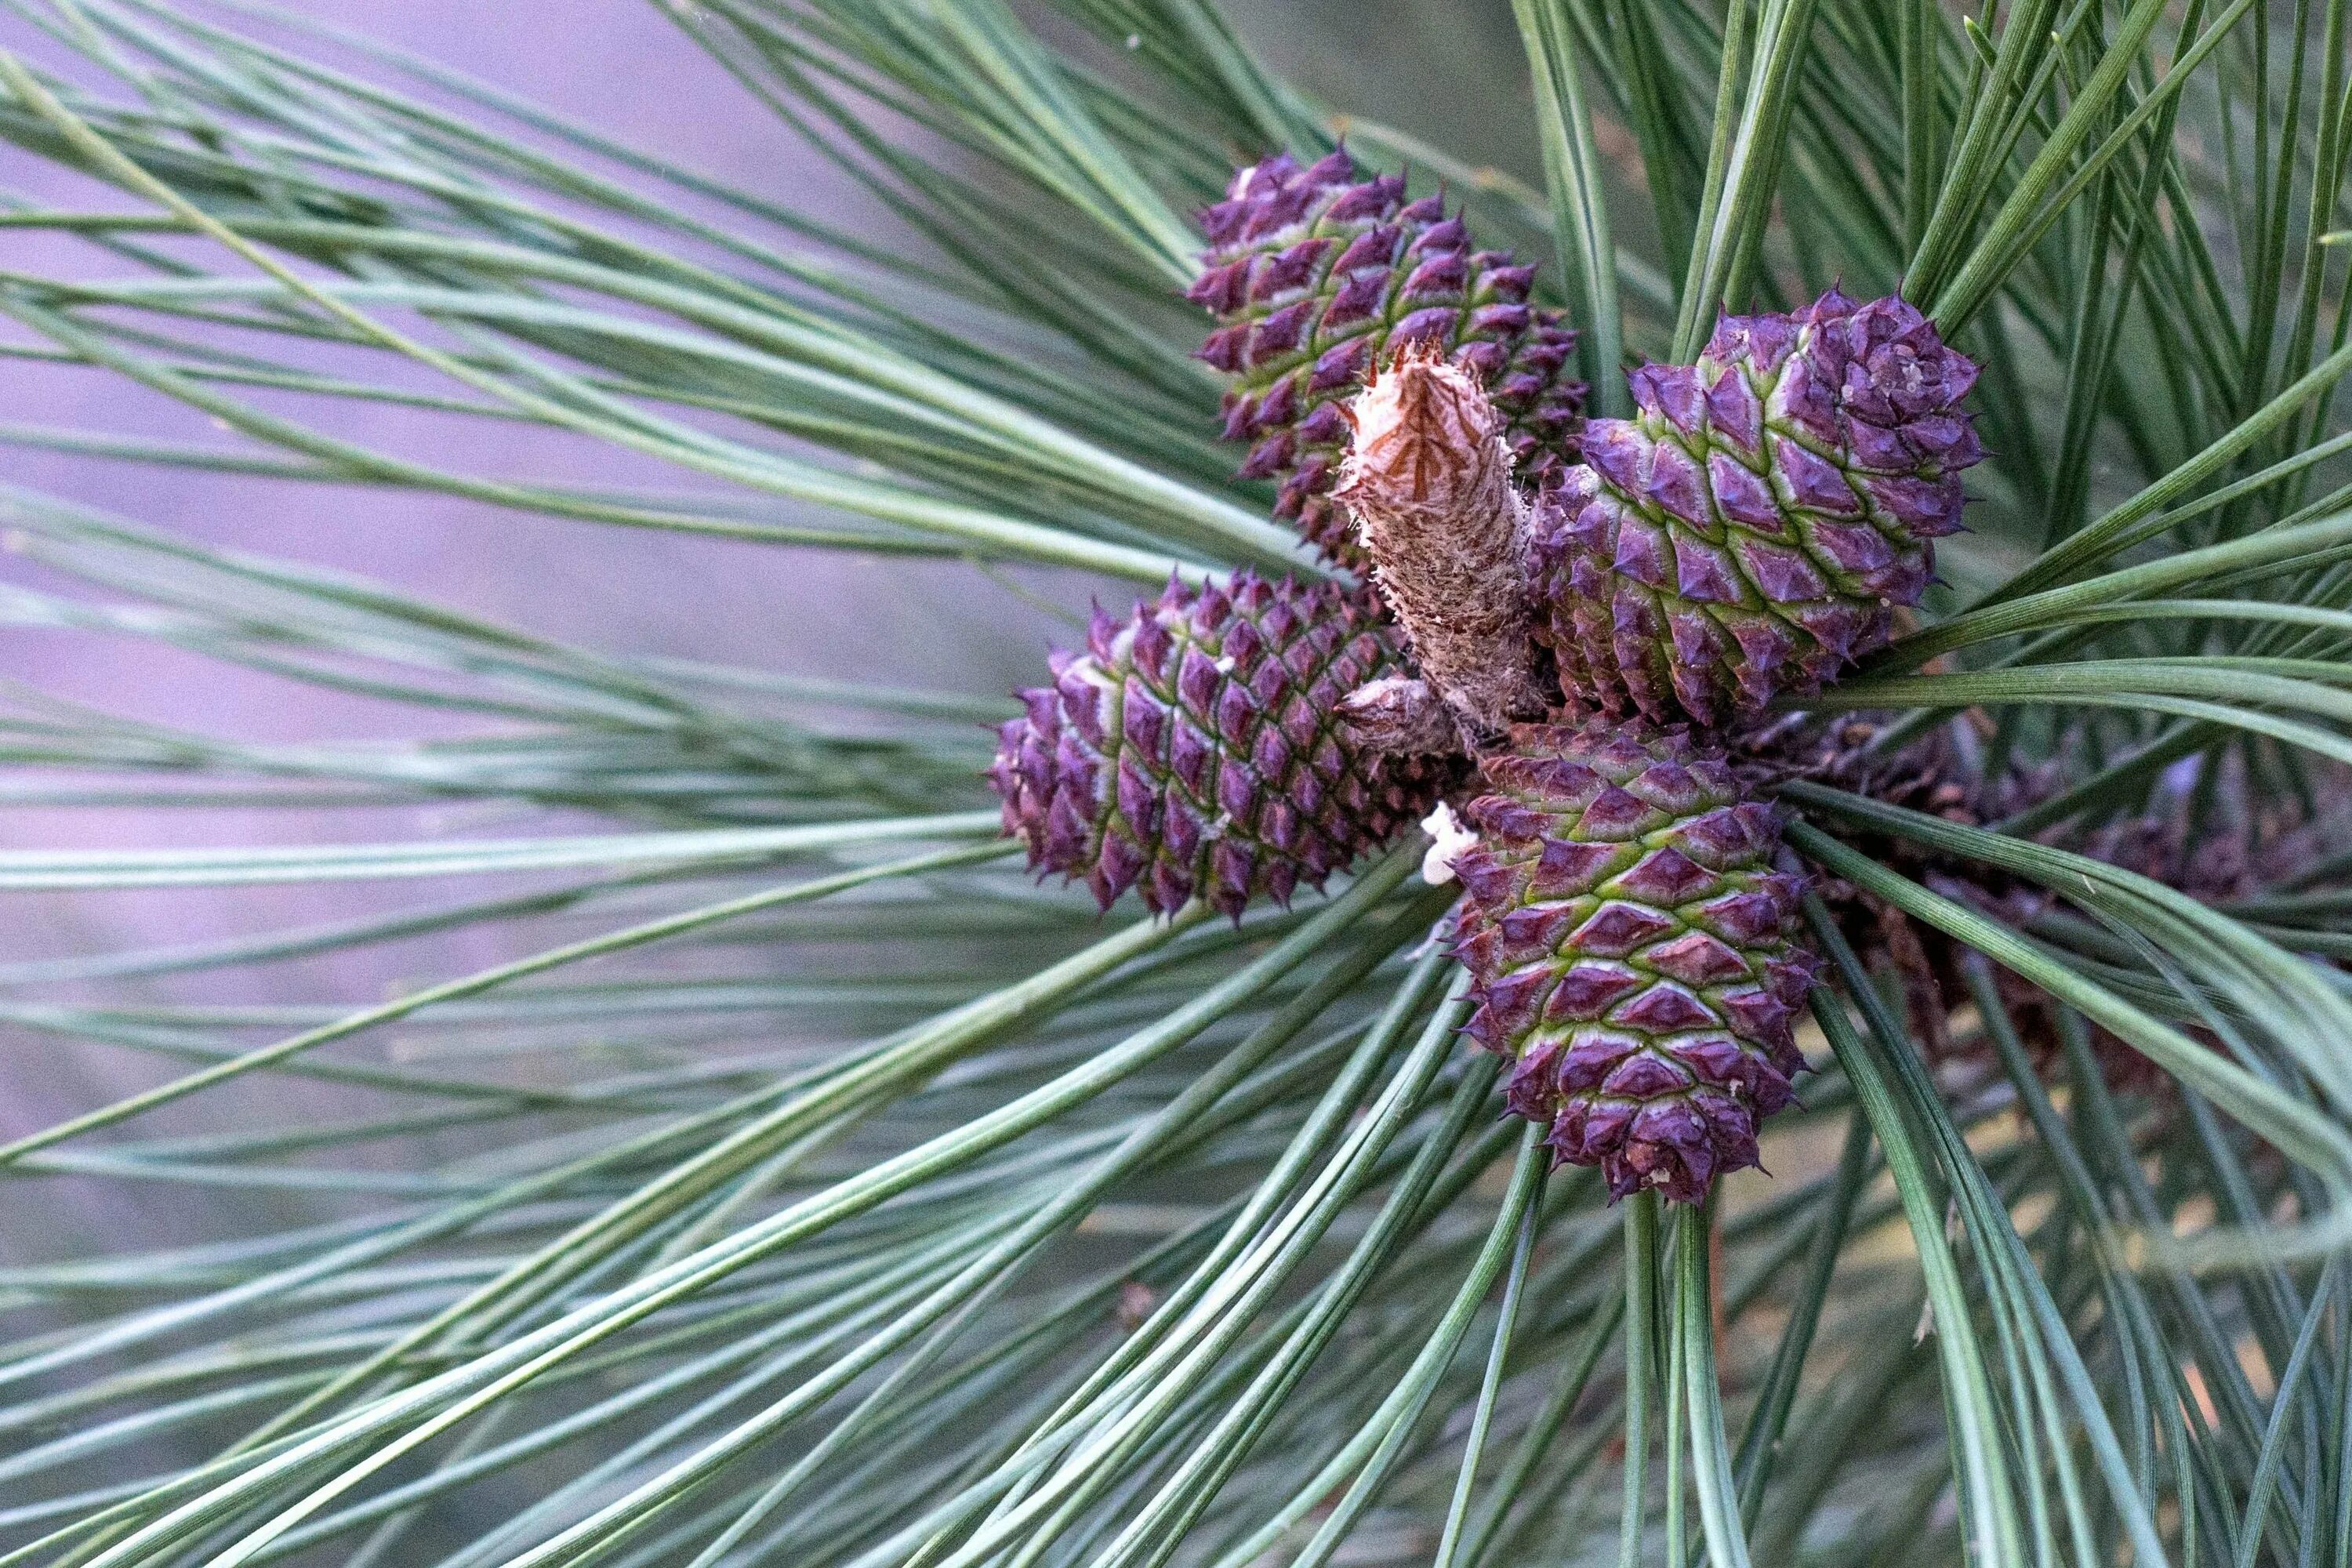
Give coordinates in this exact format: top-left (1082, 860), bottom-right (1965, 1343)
top-left (1188, 149), bottom-right (1584, 566)
top-left (1451, 720), bottom-right (1818, 1202)
top-left (1530, 289), bottom-right (1980, 729)
top-left (988, 571), bottom-right (1452, 921)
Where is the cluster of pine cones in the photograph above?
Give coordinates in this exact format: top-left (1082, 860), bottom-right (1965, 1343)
top-left (987, 149), bottom-right (2316, 1203)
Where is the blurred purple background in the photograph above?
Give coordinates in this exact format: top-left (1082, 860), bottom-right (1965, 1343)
top-left (0, 0), bottom-right (1020, 1153)
top-left (0, 1), bottom-right (1061, 985)
top-left (3, 0), bottom-right (1003, 760)
top-left (0, 0), bottom-right (1534, 1151)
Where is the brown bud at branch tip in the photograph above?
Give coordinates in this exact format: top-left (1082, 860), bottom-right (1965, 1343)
top-left (1336, 348), bottom-right (1552, 747)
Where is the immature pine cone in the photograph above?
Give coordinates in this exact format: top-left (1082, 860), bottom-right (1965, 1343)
top-left (989, 572), bottom-right (1449, 919)
top-left (1189, 150), bottom-right (1584, 564)
top-left (1452, 721), bottom-right (1816, 1201)
top-left (1530, 289), bottom-right (1980, 728)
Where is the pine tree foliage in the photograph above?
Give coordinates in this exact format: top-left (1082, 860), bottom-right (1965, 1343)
top-left (0, 0), bottom-right (2348, 1563)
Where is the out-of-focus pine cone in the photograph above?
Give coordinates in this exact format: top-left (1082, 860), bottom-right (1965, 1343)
top-left (1450, 720), bottom-right (1816, 1202)
top-left (1799, 728), bottom-right (2352, 1098)
top-left (988, 572), bottom-right (1451, 919)
top-left (1529, 290), bottom-right (1980, 728)
top-left (1188, 150), bottom-right (1584, 566)
top-left (1777, 713), bottom-right (2075, 1076)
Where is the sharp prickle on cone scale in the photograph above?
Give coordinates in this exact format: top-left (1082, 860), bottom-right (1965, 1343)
top-left (1453, 720), bottom-right (1817, 1202)
top-left (988, 572), bottom-right (1452, 920)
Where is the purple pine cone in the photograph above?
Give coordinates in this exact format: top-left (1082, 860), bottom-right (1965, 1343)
top-left (1530, 289), bottom-right (1980, 728)
top-left (1188, 150), bottom-right (1585, 566)
top-left (1452, 720), bottom-right (1816, 1203)
top-left (989, 572), bottom-right (1450, 919)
